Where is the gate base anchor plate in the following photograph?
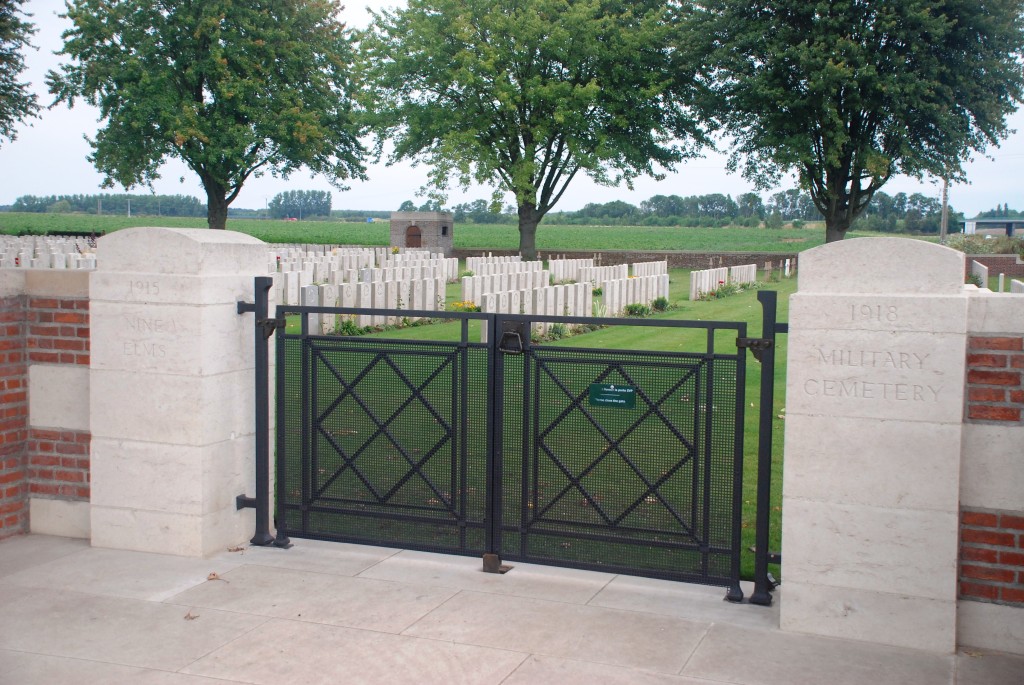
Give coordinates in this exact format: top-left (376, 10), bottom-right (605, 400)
top-left (482, 553), bottom-right (512, 574)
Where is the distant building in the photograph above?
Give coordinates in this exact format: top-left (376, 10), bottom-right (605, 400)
top-left (390, 211), bottom-right (454, 256)
top-left (962, 219), bottom-right (1022, 237)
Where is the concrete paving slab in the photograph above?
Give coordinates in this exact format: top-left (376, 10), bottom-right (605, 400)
top-left (1, 535), bottom-right (1016, 684)
top-left (681, 623), bottom-right (955, 685)
top-left (358, 548), bottom-right (614, 603)
top-left (221, 538), bottom-right (400, 576)
top-left (167, 563), bottom-right (458, 633)
top-left (402, 589), bottom-right (709, 673)
top-left (0, 585), bottom-right (268, 671)
top-left (0, 535), bottom-right (87, 579)
top-left (502, 654), bottom-right (723, 685)
top-left (0, 649), bottom-right (247, 684)
top-left (1, 546), bottom-right (245, 601)
top-left (956, 649), bottom-right (1024, 685)
top-left (182, 617), bottom-right (529, 685)
top-left (589, 575), bottom-right (779, 630)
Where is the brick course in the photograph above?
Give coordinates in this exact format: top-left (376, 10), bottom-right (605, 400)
top-left (959, 508), bottom-right (1024, 608)
top-left (964, 336), bottom-right (1024, 424)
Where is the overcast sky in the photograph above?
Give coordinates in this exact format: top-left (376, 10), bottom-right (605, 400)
top-left (2, 0), bottom-right (1023, 216)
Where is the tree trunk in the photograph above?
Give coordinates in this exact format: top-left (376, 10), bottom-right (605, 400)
top-left (204, 180), bottom-right (229, 229)
top-left (517, 202), bottom-right (542, 260)
top-left (824, 214), bottom-right (852, 243)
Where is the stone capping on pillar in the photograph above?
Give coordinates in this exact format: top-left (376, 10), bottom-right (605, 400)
top-left (88, 227), bottom-right (267, 557)
top-left (782, 237), bottom-right (968, 654)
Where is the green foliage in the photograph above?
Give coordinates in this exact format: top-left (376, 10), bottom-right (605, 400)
top-left (335, 317), bottom-right (365, 336)
top-left (359, 0), bottom-right (708, 258)
top-left (0, 0), bottom-right (39, 145)
top-left (47, 0), bottom-right (365, 229)
top-left (696, 0), bottom-right (1024, 242)
top-left (269, 190), bottom-right (332, 220)
top-left (547, 323), bottom-right (568, 340)
top-left (623, 303), bottom-right (652, 317)
top-left (699, 281), bottom-right (741, 301)
top-left (13, 193), bottom-right (204, 216)
top-left (975, 203), bottom-right (1024, 219)
top-left (946, 234), bottom-right (1024, 255)
top-left (46, 200), bottom-right (72, 213)
top-left (651, 296), bottom-right (670, 312)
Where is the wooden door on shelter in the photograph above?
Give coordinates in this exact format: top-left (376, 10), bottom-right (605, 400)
top-left (405, 226), bottom-right (422, 248)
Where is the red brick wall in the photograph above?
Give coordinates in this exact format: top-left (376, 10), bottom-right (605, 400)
top-left (26, 297), bottom-right (90, 366)
top-left (966, 254), bottom-right (1024, 279)
top-left (965, 336), bottom-right (1024, 423)
top-left (959, 509), bottom-right (1024, 607)
top-left (0, 295), bottom-right (28, 538)
top-left (27, 429), bottom-right (90, 501)
top-left (0, 290), bottom-right (90, 539)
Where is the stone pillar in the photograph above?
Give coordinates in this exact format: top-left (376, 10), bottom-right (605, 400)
top-left (782, 238), bottom-right (968, 653)
top-left (89, 227), bottom-right (266, 557)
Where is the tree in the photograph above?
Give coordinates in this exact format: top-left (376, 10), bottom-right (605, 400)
top-left (269, 190), bottom-right (332, 219)
top-left (0, 0), bottom-right (39, 145)
top-left (696, 0), bottom-right (1024, 242)
top-left (736, 192), bottom-right (765, 220)
top-left (359, 0), bottom-right (708, 259)
top-left (47, 0), bottom-right (365, 229)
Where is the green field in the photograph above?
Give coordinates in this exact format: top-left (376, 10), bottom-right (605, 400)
top-left (0, 211), bottom-right (926, 253)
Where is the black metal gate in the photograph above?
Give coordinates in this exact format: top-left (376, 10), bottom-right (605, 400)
top-left (240, 282), bottom-right (780, 604)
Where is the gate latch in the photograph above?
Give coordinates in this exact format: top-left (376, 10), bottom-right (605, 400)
top-left (257, 317), bottom-right (287, 340)
top-left (498, 320), bottom-right (530, 355)
top-left (736, 337), bottom-right (773, 363)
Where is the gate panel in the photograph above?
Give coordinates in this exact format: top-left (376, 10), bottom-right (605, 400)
top-left (498, 342), bottom-right (745, 587)
top-left (277, 328), bottom-right (491, 555)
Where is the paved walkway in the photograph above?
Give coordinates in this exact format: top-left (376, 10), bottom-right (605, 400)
top-left (0, 534), bottom-right (1021, 684)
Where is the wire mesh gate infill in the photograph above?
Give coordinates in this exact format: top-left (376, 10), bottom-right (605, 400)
top-left (497, 348), bottom-right (743, 587)
top-left (274, 309), bottom-right (748, 596)
top-left (277, 332), bottom-right (491, 555)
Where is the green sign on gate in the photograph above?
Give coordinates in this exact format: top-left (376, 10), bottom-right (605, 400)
top-left (588, 382), bottom-right (636, 409)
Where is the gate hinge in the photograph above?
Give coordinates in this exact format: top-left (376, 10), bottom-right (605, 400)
top-left (736, 337), bottom-right (773, 362)
top-left (257, 317), bottom-right (286, 339)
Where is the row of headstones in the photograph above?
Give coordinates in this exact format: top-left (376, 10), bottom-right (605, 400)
top-left (0, 235), bottom-right (96, 270)
top-left (548, 258), bottom-right (595, 282)
top-left (296, 277), bottom-right (448, 334)
top-left (601, 274), bottom-right (671, 316)
top-left (688, 262), bottom-right (762, 301)
top-left (270, 247), bottom-right (459, 281)
top-left (270, 244), bottom-right (435, 264)
top-left (466, 259), bottom-right (544, 276)
top-left (465, 255), bottom-right (523, 272)
top-left (461, 271), bottom-right (552, 305)
top-left (578, 264), bottom-right (628, 285)
top-left (479, 283), bottom-right (593, 340)
top-left (279, 267), bottom-right (448, 310)
top-left (632, 260), bottom-right (669, 278)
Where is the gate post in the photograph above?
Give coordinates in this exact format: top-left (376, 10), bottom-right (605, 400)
top-left (782, 238), bottom-right (968, 653)
top-left (235, 276), bottom-right (284, 546)
top-left (89, 227), bottom-right (267, 557)
top-left (750, 290), bottom-right (780, 606)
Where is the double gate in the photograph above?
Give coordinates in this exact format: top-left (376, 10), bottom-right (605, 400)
top-left (241, 279), bottom-right (780, 604)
